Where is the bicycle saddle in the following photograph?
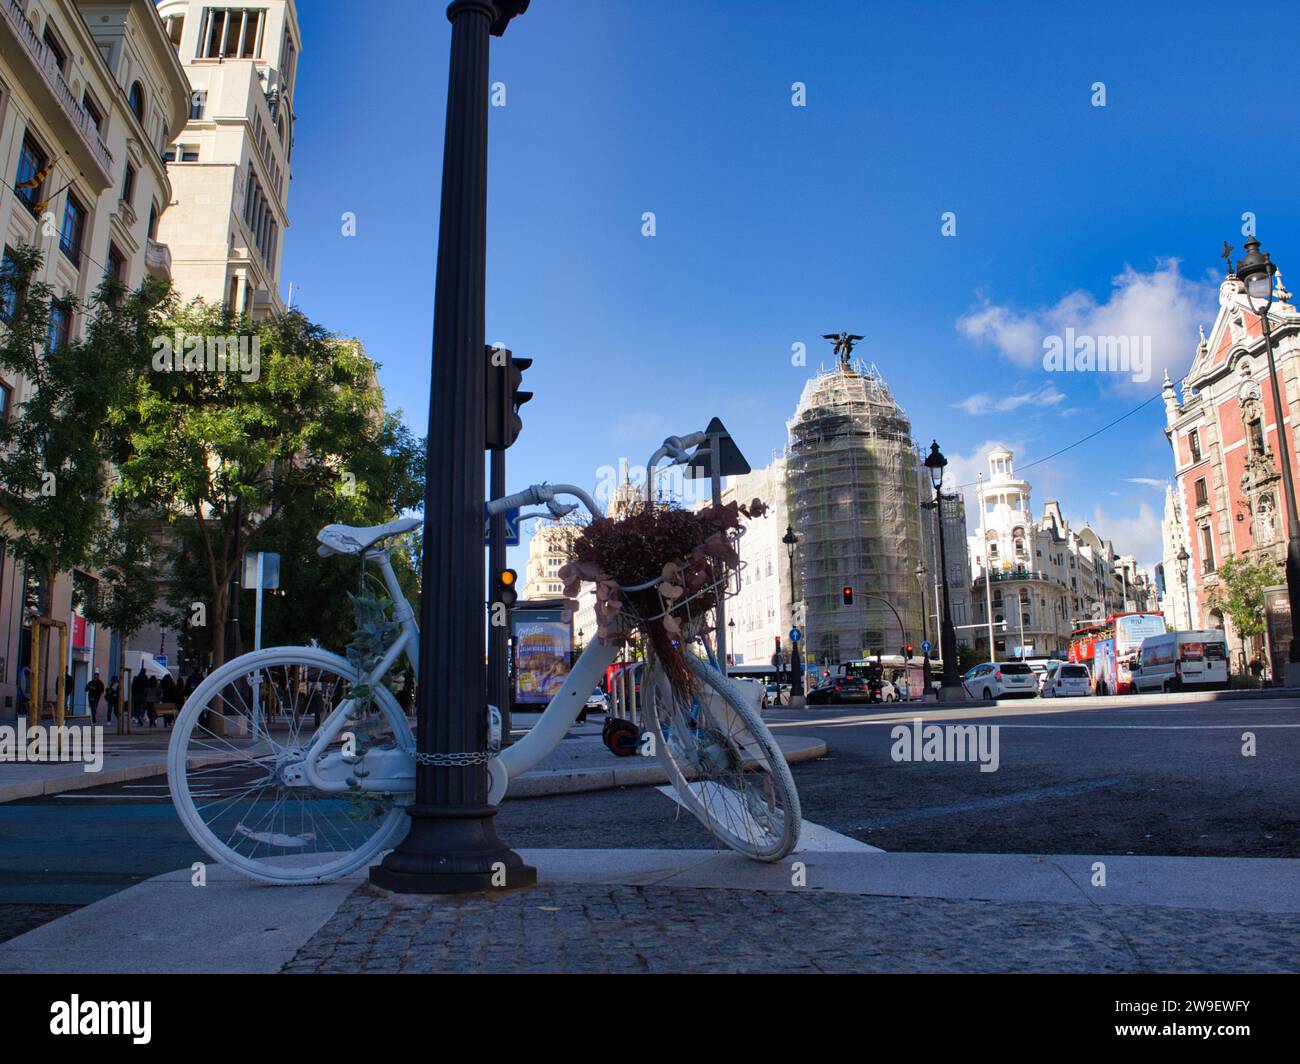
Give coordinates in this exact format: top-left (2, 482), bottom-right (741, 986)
top-left (318, 517), bottom-right (423, 557)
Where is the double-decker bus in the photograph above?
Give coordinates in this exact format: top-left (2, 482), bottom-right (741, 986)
top-left (1068, 612), bottom-right (1167, 694)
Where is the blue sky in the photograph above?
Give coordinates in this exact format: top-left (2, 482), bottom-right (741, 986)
top-left (281, 0), bottom-right (1300, 572)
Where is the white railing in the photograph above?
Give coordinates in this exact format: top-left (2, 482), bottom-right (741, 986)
top-left (2, 0), bottom-right (115, 180)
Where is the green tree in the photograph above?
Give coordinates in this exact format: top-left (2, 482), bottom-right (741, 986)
top-left (0, 246), bottom-right (169, 614)
top-left (1205, 555), bottom-right (1279, 672)
top-left (111, 302), bottom-right (424, 668)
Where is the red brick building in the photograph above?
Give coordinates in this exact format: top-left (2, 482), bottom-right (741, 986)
top-left (1162, 266), bottom-right (1299, 668)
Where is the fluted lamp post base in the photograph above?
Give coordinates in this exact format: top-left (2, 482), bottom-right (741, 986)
top-left (370, 805), bottom-right (537, 895)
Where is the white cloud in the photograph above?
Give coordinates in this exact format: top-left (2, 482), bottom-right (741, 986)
top-left (953, 384), bottom-right (1066, 416)
top-left (1122, 477), bottom-right (1167, 489)
top-left (956, 260), bottom-right (1218, 389)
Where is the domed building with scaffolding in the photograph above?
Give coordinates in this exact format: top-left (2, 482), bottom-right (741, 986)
top-left (785, 340), bottom-right (929, 666)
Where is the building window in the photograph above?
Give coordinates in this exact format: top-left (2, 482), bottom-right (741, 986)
top-left (164, 13), bottom-right (185, 50)
top-left (59, 193), bottom-right (87, 267)
top-left (1188, 428), bottom-right (1201, 463)
top-left (122, 162), bottom-right (137, 207)
top-left (15, 135), bottom-right (50, 215)
top-left (1194, 477), bottom-right (1208, 508)
top-left (0, 381), bottom-right (10, 421)
top-left (42, 25), bottom-right (68, 73)
top-left (47, 302), bottom-right (71, 352)
top-left (82, 92), bottom-right (104, 133)
top-left (1, 246), bottom-right (20, 323)
top-left (162, 147), bottom-right (177, 163)
top-left (190, 90), bottom-right (207, 120)
top-left (180, 145), bottom-right (199, 163)
top-left (1200, 526), bottom-right (1215, 574)
top-left (199, 7), bottom-right (267, 59)
top-left (148, 202), bottom-right (160, 240)
top-left (129, 82), bottom-right (145, 123)
top-left (106, 244), bottom-right (126, 284)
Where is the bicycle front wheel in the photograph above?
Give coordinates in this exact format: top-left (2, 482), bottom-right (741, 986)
top-left (167, 647), bottom-right (413, 885)
top-left (647, 652), bottom-right (801, 861)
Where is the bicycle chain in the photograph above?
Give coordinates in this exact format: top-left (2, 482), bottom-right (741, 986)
top-left (407, 749), bottom-right (500, 767)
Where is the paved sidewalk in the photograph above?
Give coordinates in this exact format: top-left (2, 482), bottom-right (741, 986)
top-left (2, 847), bottom-right (1296, 973)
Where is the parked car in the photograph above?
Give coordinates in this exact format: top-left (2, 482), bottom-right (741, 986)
top-left (1041, 661), bottom-right (1091, 697)
top-left (806, 676), bottom-right (873, 705)
top-left (962, 661), bottom-right (1038, 700)
top-left (584, 688), bottom-right (608, 712)
top-left (1130, 631), bottom-right (1230, 692)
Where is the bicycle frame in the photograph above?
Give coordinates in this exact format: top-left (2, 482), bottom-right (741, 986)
top-left (299, 430), bottom-right (711, 798)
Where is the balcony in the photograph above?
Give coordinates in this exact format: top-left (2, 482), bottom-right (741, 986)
top-left (977, 566), bottom-right (1051, 584)
top-left (1, 0), bottom-right (115, 184)
top-left (145, 238), bottom-right (171, 280)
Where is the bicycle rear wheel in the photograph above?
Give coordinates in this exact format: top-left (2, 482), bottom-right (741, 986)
top-left (647, 651), bottom-right (801, 861)
top-left (167, 647), bottom-right (413, 884)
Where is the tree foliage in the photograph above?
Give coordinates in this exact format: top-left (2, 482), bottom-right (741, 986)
top-left (110, 301), bottom-right (424, 667)
top-left (0, 246), bottom-right (169, 602)
top-left (1205, 555), bottom-right (1279, 648)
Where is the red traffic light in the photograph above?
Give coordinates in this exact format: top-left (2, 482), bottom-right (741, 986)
top-left (842, 586), bottom-right (854, 606)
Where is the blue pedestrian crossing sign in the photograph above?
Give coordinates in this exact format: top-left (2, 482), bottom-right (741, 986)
top-left (789, 628), bottom-right (802, 643)
top-left (485, 507), bottom-right (521, 547)
top-left (922, 640), bottom-right (932, 655)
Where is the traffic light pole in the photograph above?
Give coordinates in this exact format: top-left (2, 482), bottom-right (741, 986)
top-left (370, 0), bottom-right (534, 895)
top-left (488, 445), bottom-right (512, 747)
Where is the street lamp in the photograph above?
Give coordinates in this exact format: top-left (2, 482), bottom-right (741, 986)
top-left (726, 618), bottom-right (735, 667)
top-left (1176, 546), bottom-right (1192, 629)
top-left (915, 560), bottom-right (929, 646)
top-left (782, 525), bottom-right (804, 704)
top-left (924, 442), bottom-right (961, 697)
top-left (1235, 236), bottom-right (1300, 684)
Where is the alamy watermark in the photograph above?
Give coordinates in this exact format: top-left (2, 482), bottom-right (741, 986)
top-left (152, 330), bottom-right (261, 383)
top-left (890, 718), bottom-right (1000, 773)
top-left (0, 717), bottom-right (103, 773)
top-left (1042, 328), bottom-right (1150, 383)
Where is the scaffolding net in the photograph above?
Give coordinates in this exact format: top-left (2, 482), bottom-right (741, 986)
top-left (786, 360), bottom-right (925, 666)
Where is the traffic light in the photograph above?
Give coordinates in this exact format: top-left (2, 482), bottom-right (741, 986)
top-left (842, 586), bottom-right (854, 606)
top-left (485, 346), bottom-right (533, 451)
top-left (497, 569), bottom-right (518, 608)
top-left (902, 645), bottom-right (914, 659)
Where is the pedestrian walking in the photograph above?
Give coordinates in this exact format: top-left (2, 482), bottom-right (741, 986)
top-left (145, 676), bottom-right (160, 727)
top-left (105, 676), bottom-right (121, 724)
top-left (85, 671), bottom-right (105, 725)
top-left (130, 671), bottom-right (147, 726)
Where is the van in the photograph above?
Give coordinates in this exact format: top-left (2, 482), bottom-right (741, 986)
top-left (1131, 631), bottom-right (1229, 692)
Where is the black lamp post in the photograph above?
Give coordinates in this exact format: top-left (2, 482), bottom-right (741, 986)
top-left (1176, 546), bottom-right (1192, 629)
top-left (782, 525), bottom-right (804, 702)
top-left (924, 442), bottom-right (961, 694)
top-left (371, 0), bottom-right (534, 896)
top-left (1234, 236), bottom-right (1300, 681)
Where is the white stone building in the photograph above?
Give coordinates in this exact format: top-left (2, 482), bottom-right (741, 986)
top-left (721, 458), bottom-right (793, 667)
top-left (0, 0), bottom-right (190, 718)
top-left (154, 0), bottom-right (298, 313)
top-left (968, 447), bottom-right (1155, 659)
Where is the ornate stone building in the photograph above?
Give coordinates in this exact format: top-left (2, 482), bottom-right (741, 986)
top-left (1160, 259), bottom-right (1299, 662)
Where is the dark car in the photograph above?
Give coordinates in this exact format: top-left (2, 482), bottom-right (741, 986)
top-left (806, 676), bottom-right (872, 705)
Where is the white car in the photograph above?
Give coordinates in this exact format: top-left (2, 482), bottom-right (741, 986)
top-left (583, 689), bottom-right (608, 712)
top-left (1042, 662), bottom-right (1091, 697)
top-left (961, 661), bottom-right (1038, 700)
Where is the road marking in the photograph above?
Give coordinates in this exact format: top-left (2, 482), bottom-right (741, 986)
top-left (55, 792), bottom-right (220, 800)
top-left (654, 785), bottom-right (883, 853)
top-left (837, 778), bottom-right (1126, 833)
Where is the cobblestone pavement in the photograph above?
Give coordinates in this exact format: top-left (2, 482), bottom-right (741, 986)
top-left (283, 884), bottom-right (1300, 974)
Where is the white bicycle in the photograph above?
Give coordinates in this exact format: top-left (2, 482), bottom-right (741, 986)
top-left (167, 431), bottom-right (801, 884)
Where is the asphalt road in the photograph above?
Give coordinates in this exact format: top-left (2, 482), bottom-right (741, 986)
top-left (2, 694), bottom-right (1297, 942)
